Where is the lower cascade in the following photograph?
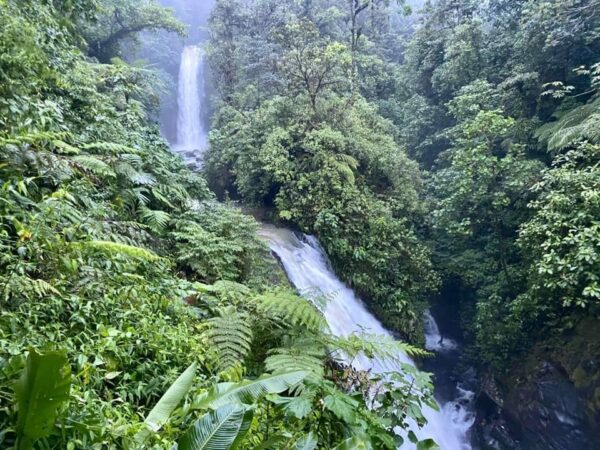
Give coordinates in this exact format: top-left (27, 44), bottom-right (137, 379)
top-left (261, 225), bottom-right (474, 450)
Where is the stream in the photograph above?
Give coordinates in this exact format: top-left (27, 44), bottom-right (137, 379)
top-left (260, 226), bottom-right (475, 450)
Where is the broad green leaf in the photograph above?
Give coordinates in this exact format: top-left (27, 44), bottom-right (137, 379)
top-left (178, 404), bottom-right (253, 450)
top-left (15, 349), bottom-right (71, 450)
top-left (201, 371), bottom-right (308, 408)
top-left (135, 362), bottom-right (197, 444)
top-left (332, 435), bottom-right (373, 450)
top-left (294, 431), bottom-right (317, 450)
top-left (323, 391), bottom-right (358, 424)
top-left (417, 438), bottom-right (440, 450)
top-left (283, 396), bottom-right (312, 419)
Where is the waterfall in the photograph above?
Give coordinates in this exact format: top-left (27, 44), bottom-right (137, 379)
top-left (261, 225), bottom-right (473, 450)
top-left (174, 45), bottom-right (207, 168)
top-left (424, 309), bottom-right (459, 352)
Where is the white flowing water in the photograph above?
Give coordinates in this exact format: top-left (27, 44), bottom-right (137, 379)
top-left (261, 225), bottom-right (473, 450)
top-left (424, 310), bottom-right (459, 353)
top-left (174, 45), bottom-right (207, 168)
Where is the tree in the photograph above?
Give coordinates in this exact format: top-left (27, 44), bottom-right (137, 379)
top-left (84, 0), bottom-right (186, 62)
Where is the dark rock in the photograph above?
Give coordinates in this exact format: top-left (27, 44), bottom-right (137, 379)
top-left (474, 362), bottom-right (600, 450)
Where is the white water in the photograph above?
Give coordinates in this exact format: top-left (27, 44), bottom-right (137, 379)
top-left (424, 310), bottom-right (459, 352)
top-left (261, 225), bottom-right (473, 450)
top-left (174, 45), bottom-right (207, 168)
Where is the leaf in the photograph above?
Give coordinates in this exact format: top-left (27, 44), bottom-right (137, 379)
top-left (72, 155), bottom-right (115, 178)
top-left (323, 390), bottom-right (358, 424)
top-left (417, 439), bottom-right (440, 450)
top-left (135, 363), bottom-right (197, 444)
top-left (15, 349), bottom-right (71, 450)
top-left (204, 307), bottom-right (253, 372)
top-left (332, 435), bottom-right (373, 450)
top-left (254, 291), bottom-right (327, 332)
top-left (74, 240), bottom-right (159, 261)
top-left (201, 371), bottom-right (309, 409)
top-left (139, 207), bottom-right (171, 233)
top-left (269, 394), bottom-right (313, 419)
top-left (294, 431), bottom-right (317, 450)
top-left (178, 404), bottom-right (253, 450)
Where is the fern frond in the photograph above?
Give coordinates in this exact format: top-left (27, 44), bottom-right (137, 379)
top-left (81, 142), bottom-right (141, 155)
top-left (151, 184), bottom-right (190, 208)
top-left (2, 276), bottom-right (60, 302)
top-left (52, 140), bottom-right (80, 155)
top-left (139, 208), bottom-right (171, 233)
top-left (71, 155), bottom-right (115, 178)
top-left (0, 131), bottom-right (71, 148)
top-left (204, 307), bottom-right (253, 372)
top-left (131, 172), bottom-right (158, 186)
top-left (265, 338), bottom-right (325, 379)
top-left (327, 154), bottom-right (358, 183)
top-left (114, 161), bottom-right (157, 186)
top-left (254, 291), bottom-right (328, 332)
top-left (328, 333), bottom-right (430, 365)
top-left (74, 240), bottom-right (159, 261)
top-left (118, 153), bottom-right (143, 167)
top-left (537, 97), bottom-right (600, 150)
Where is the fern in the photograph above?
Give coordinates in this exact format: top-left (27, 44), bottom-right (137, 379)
top-left (81, 142), bottom-right (141, 155)
top-left (52, 140), bottom-right (80, 155)
top-left (151, 184), bottom-right (190, 208)
top-left (537, 97), bottom-right (600, 151)
top-left (118, 153), bottom-right (143, 167)
top-left (0, 131), bottom-right (71, 148)
top-left (328, 154), bottom-right (359, 183)
top-left (265, 347), bottom-right (324, 380)
top-left (328, 333), bottom-right (430, 365)
top-left (74, 240), bottom-right (159, 261)
top-left (139, 208), bottom-right (171, 233)
top-left (2, 276), bottom-right (60, 301)
top-left (254, 290), bottom-right (328, 332)
top-left (71, 155), bottom-right (115, 178)
top-left (204, 306), bottom-right (253, 372)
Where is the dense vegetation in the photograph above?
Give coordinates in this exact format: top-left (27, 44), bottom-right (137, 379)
top-left (205, 0), bottom-right (600, 426)
top-left (2, 0), bottom-right (599, 448)
top-left (0, 1), bottom-right (439, 449)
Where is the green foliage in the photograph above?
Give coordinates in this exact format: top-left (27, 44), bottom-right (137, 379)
top-left (519, 142), bottom-right (600, 309)
top-left (254, 290), bottom-right (328, 332)
top-left (135, 363), bottom-right (198, 445)
top-left (13, 0), bottom-right (600, 446)
top-left (206, 20), bottom-right (438, 338)
top-left (200, 371), bottom-right (309, 409)
top-left (204, 308), bottom-right (253, 372)
top-left (171, 205), bottom-right (269, 285)
top-left (14, 350), bottom-right (71, 450)
top-left (178, 404), bottom-right (253, 450)
top-left (205, 0), bottom-right (599, 377)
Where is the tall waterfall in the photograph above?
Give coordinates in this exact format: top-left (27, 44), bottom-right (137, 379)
top-left (174, 45), bottom-right (206, 168)
top-left (261, 225), bottom-right (473, 450)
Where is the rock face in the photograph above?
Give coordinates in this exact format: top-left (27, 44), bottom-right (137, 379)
top-left (474, 362), bottom-right (600, 450)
